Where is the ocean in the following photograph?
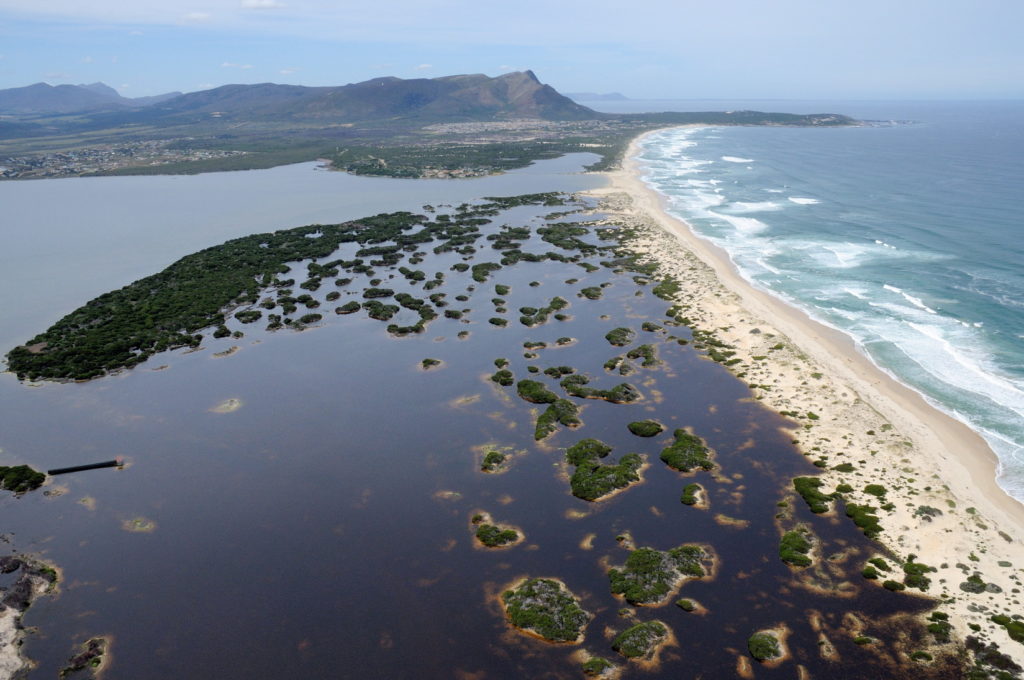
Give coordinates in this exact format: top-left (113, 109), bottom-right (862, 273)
top-left (602, 99), bottom-right (1024, 499)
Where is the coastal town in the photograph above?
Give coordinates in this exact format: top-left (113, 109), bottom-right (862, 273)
top-left (0, 140), bottom-right (246, 179)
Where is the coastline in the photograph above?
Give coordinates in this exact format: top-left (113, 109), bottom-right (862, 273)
top-left (591, 129), bottom-right (1024, 659)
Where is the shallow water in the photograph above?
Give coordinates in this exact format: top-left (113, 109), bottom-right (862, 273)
top-left (1, 169), bottom-right (956, 677)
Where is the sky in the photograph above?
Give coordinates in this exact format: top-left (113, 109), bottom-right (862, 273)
top-left (0, 0), bottom-right (1021, 100)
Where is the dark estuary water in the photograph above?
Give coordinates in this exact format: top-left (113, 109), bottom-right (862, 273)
top-left (0, 160), bottom-right (956, 678)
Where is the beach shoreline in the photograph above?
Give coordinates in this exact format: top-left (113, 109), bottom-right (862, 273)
top-left (590, 129), bottom-right (1024, 660)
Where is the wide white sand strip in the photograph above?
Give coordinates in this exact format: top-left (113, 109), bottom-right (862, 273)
top-left (586, 131), bottom-right (1024, 661)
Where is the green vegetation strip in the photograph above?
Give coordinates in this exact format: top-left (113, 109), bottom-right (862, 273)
top-left (792, 477), bottom-right (832, 514)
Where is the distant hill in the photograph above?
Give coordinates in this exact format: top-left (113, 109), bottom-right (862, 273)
top-left (0, 71), bottom-right (597, 123)
top-left (565, 92), bottom-right (630, 102)
top-left (0, 82), bottom-right (183, 115)
top-left (128, 70), bottom-right (599, 124)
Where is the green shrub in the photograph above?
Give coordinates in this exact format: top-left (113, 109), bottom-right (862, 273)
top-left (680, 483), bottom-right (703, 506)
top-left (628, 420), bottom-right (664, 438)
top-left (608, 545), bottom-right (706, 604)
top-left (779, 528), bottom-right (813, 567)
top-left (516, 380), bottom-right (558, 404)
top-left (864, 483), bottom-right (887, 498)
top-left (491, 370), bottom-right (514, 386)
top-left (501, 578), bottom-right (589, 642)
top-left (566, 439), bottom-right (612, 466)
top-left (605, 327), bottom-right (636, 347)
top-left (612, 621), bottom-right (668, 659)
top-left (0, 465), bottom-right (46, 493)
top-left (335, 301), bottom-right (360, 314)
top-left (846, 503), bottom-right (883, 539)
top-left (475, 524), bottom-right (519, 547)
top-left (747, 632), bottom-right (781, 661)
top-left (660, 429), bottom-right (714, 472)
top-left (581, 657), bottom-right (614, 676)
top-left (793, 477), bottom-right (831, 514)
top-left (481, 450), bottom-right (507, 472)
top-left (534, 400), bottom-right (581, 440)
top-left (234, 309), bottom-right (262, 323)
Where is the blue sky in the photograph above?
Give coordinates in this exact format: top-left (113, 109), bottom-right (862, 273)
top-left (1, 0), bottom-right (1021, 99)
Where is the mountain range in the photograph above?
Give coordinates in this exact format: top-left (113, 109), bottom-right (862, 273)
top-left (0, 71), bottom-right (597, 123)
top-left (0, 81), bottom-right (182, 115)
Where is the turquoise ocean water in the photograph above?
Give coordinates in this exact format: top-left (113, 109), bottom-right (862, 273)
top-left (600, 100), bottom-right (1024, 499)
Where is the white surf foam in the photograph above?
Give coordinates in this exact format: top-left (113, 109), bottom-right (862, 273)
top-left (883, 284), bottom-right (938, 314)
top-left (904, 321), bottom-right (1024, 420)
top-left (725, 201), bottom-right (781, 214)
top-left (788, 197), bottom-right (820, 205)
top-left (721, 156), bottom-right (755, 163)
top-left (708, 210), bottom-right (769, 235)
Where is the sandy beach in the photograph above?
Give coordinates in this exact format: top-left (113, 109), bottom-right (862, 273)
top-left (590, 131), bottom-right (1024, 662)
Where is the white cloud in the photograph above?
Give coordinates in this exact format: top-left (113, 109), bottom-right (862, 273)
top-left (241, 0), bottom-right (286, 8)
top-left (181, 11), bottom-right (211, 23)
top-left (120, 83), bottom-right (131, 89)
top-left (279, 67), bottom-right (298, 75)
top-left (414, 63), bottom-right (432, 70)
top-left (81, 55), bottom-right (94, 63)
top-left (221, 61), bottom-right (253, 69)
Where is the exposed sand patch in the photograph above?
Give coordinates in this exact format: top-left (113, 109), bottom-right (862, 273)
top-left (209, 397), bottom-right (242, 413)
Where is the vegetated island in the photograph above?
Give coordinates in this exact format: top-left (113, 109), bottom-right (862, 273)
top-left (470, 512), bottom-right (523, 549)
top-left (611, 620), bottom-right (671, 662)
top-left (58, 636), bottom-right (111, 679)
top-left (501, 578), bottom-right (591, 644)
top-left (5, 193), bottom-right (573, 381)
top-left (0, 464), bottom-right (46, 493)
top-left (608, 544), bottom-right (711, 606)
top-left (564, 438), bottom-right (645, 502)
